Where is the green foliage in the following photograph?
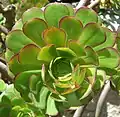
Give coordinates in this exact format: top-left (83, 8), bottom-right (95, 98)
top-left (16, 0), bottom-right (49, 19)
top-left (4, 3), bottom-right (119, 116)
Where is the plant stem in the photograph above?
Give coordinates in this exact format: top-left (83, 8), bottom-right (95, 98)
top-left (88, 0), bottom-right (100, 8)
top-left (0, 25), bottom-right (8, 34)
top-left (0, 60), bottom-right (13, 83)
top-left (73, 105), bottom-right (87, 117)
top-left (95, 80), bottom-right (111, 117)
top-left (76, 0), bottom-right (89, 9)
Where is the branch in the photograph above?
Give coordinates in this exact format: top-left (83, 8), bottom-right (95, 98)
top-left (95, 80), bottom-right (111, 117)
top-left (76, 0), bottom-right (90, 9)
top-left (73, 105), bottom-right (87, 117)
top-left (0, 25), bottom-right (9, 34)
top-left (88, 0), bottom-right (100, 8)
top-left (0, 60), bottom-right (13, 83)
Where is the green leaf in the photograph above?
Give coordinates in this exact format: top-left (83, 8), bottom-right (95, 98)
top-left (9, 54), bottom-right (41, 75)
top-left (46, 95), bottom-right (58, 116)
top-left (22, 7), bottom-right (44, 24)
top-left (65, 3), bottom-right (74, 16)
top-left (44, 3), bottom-right (69, 27)
top-left (97, 47), bottom-right (119, 68)
top-left (65, 92), bottom-right (80, 106)
top-left (23, 18), bottom-right (48, 47)
top-left (5, 49), bottom-right (14, 62)
top-left (39, 87), bottom-right (49, 109)
top-left (116, 35), bottom-right (120, 52)
top-left (37, 45), bottom-right (57, 63)
top-left (72, 65), bottom-right (86, 85)
top-left (6, 30), bottom-right (33, 53)
top-left (11, 97), bottom-right (25, 107)
top-left (0, 104), bottom-right (11, 117)
top-left (56, 47), bottom-right (76, 59)
top-left (94, 28), bottom-right (116, 51)
top-left (0, 79), bottom-right (6, 92)
top-left (82, 46), bottom-right (99, 65)
top-left (12, 19), bottom-right (23, 30)
top-left (29, 75), bottom-right (40, 92)
top-left (75, 7), bottom-right (98, 26)
top-left (14, 70), bottom-right (41, 101)
top-left (19, 44), bottom-right (40, 64)
top-left (78, 23), bottom-right (105, 47)
top-left (68, 41), bottom-right (85, 56)
top-left (59, 16), bottom-right (83, 40)
top-left (43, 27), bottom-right (66, 47)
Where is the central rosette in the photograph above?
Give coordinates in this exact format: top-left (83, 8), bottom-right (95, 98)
top-left (50, 57), bottom-right (73, 80)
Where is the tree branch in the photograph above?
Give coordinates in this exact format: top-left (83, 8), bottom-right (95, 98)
top-left (88, 0), bottom-right (100, 8)
top-left (95, 80), bottom-right (111, 117)
top-left (0, 25), bottom-right (9, 34)
top-left (0, 60), bottom-right (13, 83)
top-left (76, 0), bottom-right (90, 9)
top-left (73, 105), bottom-right (87, 117)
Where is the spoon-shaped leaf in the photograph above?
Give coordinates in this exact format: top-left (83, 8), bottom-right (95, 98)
top-left (22, 7), bottom-right (44, 24)
top-left (43, 27), bottom-right (66, 47)
top-left (44, 3), bottom-right (69, 27)
top-left (23, 18), bottom-right (48, 47)
top-left (59, 16), bottom-right (83, 40)
top-left (75, 7), bottom-right (98, 26)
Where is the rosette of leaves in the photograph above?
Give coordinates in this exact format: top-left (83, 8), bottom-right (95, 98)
top-left (5, 3), bottom-right (119, 116)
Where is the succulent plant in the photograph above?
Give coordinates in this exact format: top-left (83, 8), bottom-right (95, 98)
top-left (5, 3), bottom-right (119, 116)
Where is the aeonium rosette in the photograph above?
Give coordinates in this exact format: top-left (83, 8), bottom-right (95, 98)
top-left (5, 3), bottom-right (119, 115)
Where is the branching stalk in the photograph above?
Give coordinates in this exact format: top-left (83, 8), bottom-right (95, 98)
top-left (88, 0), bottom-right (100, 8)
top-left (0, 60), bottom-right (13, 83)
top-left (95, 80), bottom-right (111, 117)
top-left (0, 25), bottom-right (8, 34)
top-left (73, 105), bottom-right (87, 117)
top-left (76, 0), bottom-right (89, 9)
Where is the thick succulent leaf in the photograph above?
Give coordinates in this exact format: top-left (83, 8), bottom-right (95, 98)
top-left (19, 44), bottom-right (40, 64)
top-left (0, 79), bottom-right (6, 92)
top-left (116, 34), bottom-right (120, 52)
top-left (23, 18), bottom-right (48, 47)
top-left (82, 46), bottom-right (99, 65)
top-left (44, 3), bottom-right (69, 27)
top-left (43, 27), bottom-right (66, 47)
top-left (59, 16), bottom-right (83, 40)
top-left (37, 45), bottom-right (57, 63)
top-left (12, 19), bottom-right (23, 30)
top-left (93, 70), bottom-right (105, 92)
top-left (11, 97), bottom-right (25, 107)
top-left (56, 47), bottom-right (76, 59)
top-left (68, 41), bottom-right (85, 56)
top-left (79, 83), bottom-right (92, 100)
top-left (94, 28), bottom-right (116, 51)
top-left (22, 7), bottom-right (44, 24)
top-left (78, 23), bottom-right (105, 47)
top-left (65, 92), bottom-right (80, 106)
top-left (39, 86), bottom-right (49, 109)
top-left (75, 7), bottom-right (98, 26)
top-left (97, 47), bottom-right (119, 68)
top-left (5, 49), bottom-right (14, 62)
top-left (6, 30), bottom-right (33, 53)
top-left (65, 3), bottom-right (74, 16)
top-left (0, 104), bottom-right (11, 117)
top-left (46, 95), bottom-right (58, 116)
top-left (14, 70), bottom-right (41, 101)
top-left (9, 54), bottom-right (41, 75)
top-left (29, 75), bottom-right (40, 92)
top-left (72, 65), bottom-right (86, 85)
